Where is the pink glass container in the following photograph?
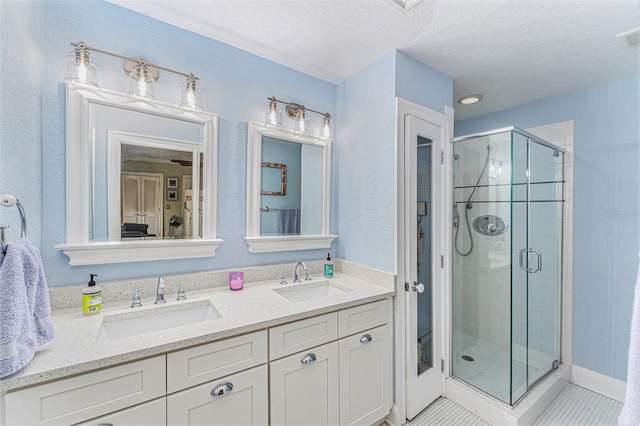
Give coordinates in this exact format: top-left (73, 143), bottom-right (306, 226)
top-left (229, 272), bottom-right (244, 291)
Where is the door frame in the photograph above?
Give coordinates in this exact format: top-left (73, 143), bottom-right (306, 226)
top-left (393, 98), bottom-right (453, 424)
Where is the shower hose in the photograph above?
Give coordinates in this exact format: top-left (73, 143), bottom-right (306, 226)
top-left (454, 144), bottom-right (492, 257)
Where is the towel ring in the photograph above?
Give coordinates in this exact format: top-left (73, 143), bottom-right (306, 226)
top-left (0, 194), bottom-right (27, 252)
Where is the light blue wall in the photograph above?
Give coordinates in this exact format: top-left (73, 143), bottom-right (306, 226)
top-left (0, 0), bottom-right (43, 249)
top-left (335, 51), bottom-right (454, 273)
top-left (396, 51), bottom-right (454, 114)
top-left (335, 52), bottom-right (397, 272)
top-left (455, 75), bottom-right (640, 380)
top-left (2, 0), bottom-right (337, 286)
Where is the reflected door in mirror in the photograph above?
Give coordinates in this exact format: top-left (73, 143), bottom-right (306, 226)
top-left (121, 173), bottom-right (162, 239)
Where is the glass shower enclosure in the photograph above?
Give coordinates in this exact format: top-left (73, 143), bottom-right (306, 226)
top-left (451, 127), bottom-right (564, 405)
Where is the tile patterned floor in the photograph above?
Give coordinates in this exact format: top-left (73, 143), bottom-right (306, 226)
top-left (406, 384), bottom-right (623, 426)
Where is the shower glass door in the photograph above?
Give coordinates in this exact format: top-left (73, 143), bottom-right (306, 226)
top-left (526, 139), bottom-right (563, 386)
top-left (452, 128), bottom-right (564, 406)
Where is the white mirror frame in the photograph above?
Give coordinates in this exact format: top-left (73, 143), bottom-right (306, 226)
top-left (244, 122), bottom-right (337, 253)
top-left (55, 82), bottom-right (222, 265)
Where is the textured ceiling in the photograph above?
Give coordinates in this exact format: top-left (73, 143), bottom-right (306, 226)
top-left (106, 0), bottom-right (639, 120)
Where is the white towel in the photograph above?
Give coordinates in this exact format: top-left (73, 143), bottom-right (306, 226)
top-left (0, 238), bottom-right (55, 378)
top-left (620, 253), bottom-right (640, 425)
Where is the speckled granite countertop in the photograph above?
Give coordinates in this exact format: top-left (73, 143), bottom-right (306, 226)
top-left (1, 273), bottom-right (393, 392)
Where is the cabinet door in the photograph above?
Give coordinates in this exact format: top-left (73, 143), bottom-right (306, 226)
top-left (270, 341), bottom-right (339, 426)
top-left (167, 364), bottom-right (268, 426)
top-left (339, 324), bottom-right (392, 426)
top-left (74, 397), bottom-right (166, 426)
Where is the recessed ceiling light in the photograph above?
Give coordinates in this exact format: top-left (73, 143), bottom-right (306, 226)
top-left (457, 94), bottom-right (483, 105)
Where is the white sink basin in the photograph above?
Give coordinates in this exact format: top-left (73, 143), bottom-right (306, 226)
top-left (273, 280), bottom-right (351, 303)
top-left (96, 300), bottom-right (221, 342)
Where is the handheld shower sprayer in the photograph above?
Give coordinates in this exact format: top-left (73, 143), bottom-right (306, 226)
top-left (454, 144), bottom-right (492, 256)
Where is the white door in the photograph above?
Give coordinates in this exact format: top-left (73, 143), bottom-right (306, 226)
top-left (121, 172), bottom-right (162, 236)
top-left (405, 115), bottom-right (444, 419)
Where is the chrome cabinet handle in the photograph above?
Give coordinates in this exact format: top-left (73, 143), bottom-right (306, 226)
top-left (411, 281), bottom-right (425, 293)
top-left (360, 334), bottom-right (372, 344)
top-left (211, 382), bottom-right (233, 396)
top-left (301, 353), bottom-right (317, 364)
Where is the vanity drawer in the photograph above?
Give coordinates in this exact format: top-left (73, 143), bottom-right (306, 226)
top-left (338, 299), bottom-right (390, 338)
top-left (269, 312), bottom-right (338, 360)
top-left (5, 355), bottom-right (165, 426)
top-left (73, 397), bottom-right (166, 426)
top-left (167, 330), bottom-right (267, 393)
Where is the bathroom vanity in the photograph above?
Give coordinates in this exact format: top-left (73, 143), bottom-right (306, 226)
top-left (0, 273), bottom-right (393, 426)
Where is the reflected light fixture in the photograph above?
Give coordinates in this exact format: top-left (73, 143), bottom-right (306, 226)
top-left (457, 94), bottom-right (483, 105)
top-left (265, 96), bottom-right (332, 139)
top-left (66, 41), bottom-right (203, 109)
top-left (65, 42), bottom-right (99, 89)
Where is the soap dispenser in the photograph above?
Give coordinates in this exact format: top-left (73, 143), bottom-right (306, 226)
top-left (82, 274), bottom-right (102, 316)
top-left (324, 253), bottom-right (334, 278)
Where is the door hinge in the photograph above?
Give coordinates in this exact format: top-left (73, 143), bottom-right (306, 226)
top-left (440, 150), bottom-right (444, 164)
top-left (441, 359), bottom-right (445, 373)
top-left (441, 255), bottom-right (444, 268)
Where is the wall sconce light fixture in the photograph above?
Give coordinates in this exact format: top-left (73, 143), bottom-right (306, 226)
top-left (66, 41), bottom-right (203, 110)
top-left (265, 96), bottom-right (332, 139)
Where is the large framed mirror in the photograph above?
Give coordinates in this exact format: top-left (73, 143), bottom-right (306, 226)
top-left (245, 122), bottom-right (337, 252)
top-left (55, 82), bottom-right (222, 265)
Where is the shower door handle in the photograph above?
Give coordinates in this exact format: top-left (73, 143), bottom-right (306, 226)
top-left (530, 249), bottom-right (542, 273)
top-left (519, 248), bottom-right (542, 273)
top-left (519, 249), bottom-right (528, 272)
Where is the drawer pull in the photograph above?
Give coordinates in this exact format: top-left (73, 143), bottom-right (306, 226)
top-left (301, 353), bottom-right (317, 364)
top-left (360, 334), bottom-right (373, 344)
top-left (211, 382), bottom-right (233, 396)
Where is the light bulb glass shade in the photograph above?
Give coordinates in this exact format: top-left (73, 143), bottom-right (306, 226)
top-left (319, 114), bottom-right (332, 139)
top-left (127, 63), bottom-right (156, 101)
top-left (265, 99), bottom-right (283, 127)
top-left (65, 48), bottom-right (99, 89)
top-left (294, 109), bottom-right (310, 134)
top-left (180, 76), bottom-right (203, 111)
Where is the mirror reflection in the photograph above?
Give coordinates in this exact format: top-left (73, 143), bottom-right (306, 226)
top-left (259, 136), bottom-right (322, 236)
top-left (119, 144), bottom-right (203, 240)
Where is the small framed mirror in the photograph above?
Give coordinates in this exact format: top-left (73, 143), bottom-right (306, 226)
top-left (245, 122), bottom-right (337, 252)
top-left (260, 162), bottom-right (287, 196)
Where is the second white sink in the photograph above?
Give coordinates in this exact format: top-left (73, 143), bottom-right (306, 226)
top-left (273, 280), bottom-right (351, 303)
top-left (96, 299), bottom-right (221, 342)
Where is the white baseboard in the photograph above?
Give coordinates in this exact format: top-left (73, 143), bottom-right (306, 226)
top-left (570, 365), bottom-right (626, 402)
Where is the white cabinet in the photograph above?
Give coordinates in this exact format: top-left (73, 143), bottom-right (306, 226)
top-left (167, 365), bottom-right (268, 426)
top-left (339, 324), bottom-right (392, 426)
top-left (5, 356), bottom-right (165, 426)
top-left (74, 397), bottom-right (166, 426)
top-left (270, 341), bottom-right (340, 426)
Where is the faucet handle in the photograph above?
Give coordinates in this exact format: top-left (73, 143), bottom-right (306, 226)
top-left (124, 288), bottom-right (142, 308)
top-left (280, 271), bottom-right (288, 285)
top-left (305, 266), bottom-right (312, 281)
top-left (176, 283), bottom-right (191, 301)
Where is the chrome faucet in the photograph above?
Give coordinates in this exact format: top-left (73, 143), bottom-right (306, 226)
top-left (293, 261), bottom-right (307, 283)
top-left (155, 276), bottom-right (166, 304)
